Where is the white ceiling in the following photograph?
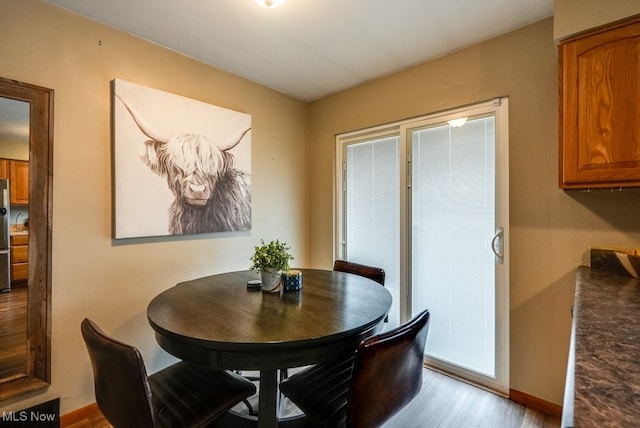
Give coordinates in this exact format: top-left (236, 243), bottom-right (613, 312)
top-left (45, 0), bottom-right (553, 102)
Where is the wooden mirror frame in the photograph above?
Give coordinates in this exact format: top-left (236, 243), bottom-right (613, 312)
top-left (0, 77), bottom-right (53, 400)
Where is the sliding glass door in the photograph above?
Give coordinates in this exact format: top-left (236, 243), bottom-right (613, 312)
top-left (337, 99), bottom-right (509, 393)
top-left (407, 109), bottom-right (508, 392)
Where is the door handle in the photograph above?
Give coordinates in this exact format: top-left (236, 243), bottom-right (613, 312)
top-left (491, 227), bottom-right (504, 264)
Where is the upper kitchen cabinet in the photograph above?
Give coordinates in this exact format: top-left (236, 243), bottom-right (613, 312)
top-left (0, 159), bottom-right (8, 179)
top-left (559, 16), bottom-right (640, 189)
top-left (0, 159), bottom-right (29, 205)
top-left (9, 160), bottom-right (29, 205)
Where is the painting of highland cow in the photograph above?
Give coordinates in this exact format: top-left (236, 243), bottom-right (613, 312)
top-left (113, 79), bottom-right (251, 239)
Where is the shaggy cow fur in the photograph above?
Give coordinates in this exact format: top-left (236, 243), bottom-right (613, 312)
top-left (142, 132), bottom-right (251, 234)
top-left (118, 95), bottom-right (251, 234)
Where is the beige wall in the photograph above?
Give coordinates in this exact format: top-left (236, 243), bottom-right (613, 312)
top-left (554, 0), bottom-right (640, 39)
top-left (3, 0), bottom-right (640, 416)
top-left (307, 17), bottom-right (640, 405)
top-left (0, 0), bottom-right (308, 414)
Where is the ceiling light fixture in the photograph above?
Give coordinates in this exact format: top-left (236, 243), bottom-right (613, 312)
top-left (255, 0), bottom-right (287, 8)
top-left (447, 117), bottom-right (468, 128)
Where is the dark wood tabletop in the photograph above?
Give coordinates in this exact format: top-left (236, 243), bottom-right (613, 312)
top-left (147, 268), bottom-right (392, 428)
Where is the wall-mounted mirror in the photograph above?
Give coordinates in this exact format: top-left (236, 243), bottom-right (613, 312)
top-left (0, 77), bottom-right (53, 400)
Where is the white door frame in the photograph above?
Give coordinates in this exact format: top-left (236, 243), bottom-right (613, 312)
top-left (401, 98), bottom-right (509, 394)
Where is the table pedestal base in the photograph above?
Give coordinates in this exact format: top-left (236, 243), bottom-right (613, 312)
top-left (213, 369), bottom-right (307, 428)
top-left (213, 413), bottom-right (307, 428)
top-left (258, 369), bottom-right (278, 427)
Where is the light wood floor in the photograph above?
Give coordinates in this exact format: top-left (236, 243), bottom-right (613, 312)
top-left (65, 368), bottom-right (560, 428)
top-left (383, 369), bottom-right (560, 428)
top-left (0, 286), bottom-right (27, 379)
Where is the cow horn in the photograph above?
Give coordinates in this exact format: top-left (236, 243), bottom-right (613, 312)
top-left (218, 127), bottom-right (251, 151)
top-left (115, 94), bottom-right (170, 143)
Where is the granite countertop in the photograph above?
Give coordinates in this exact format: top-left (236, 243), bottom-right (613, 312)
top-left (572, 266), bottom-right (640, 426)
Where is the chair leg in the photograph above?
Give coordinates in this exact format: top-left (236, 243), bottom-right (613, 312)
top-left (235, 369), bottom-right (288, 418)
top-left (280, 368), bottom-right (288, 382)
top-left (242, 399), bottom-right (258, 416)
top-left (236, 370), bottom-right (259, 416)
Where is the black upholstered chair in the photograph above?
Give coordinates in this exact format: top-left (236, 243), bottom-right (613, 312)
top-left (333, 259), bottom-right (387, 322)
top-left (81, 318), bottom-right (256, 428)
top-left (279, 309), bottom-right (430, 428)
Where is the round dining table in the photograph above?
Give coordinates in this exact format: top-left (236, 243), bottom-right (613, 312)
top-left (147, 268), bottom-right (392, 428)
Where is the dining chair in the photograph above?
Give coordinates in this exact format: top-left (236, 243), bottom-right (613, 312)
top-left (333, 259), bottom-right (387, 322)
top-left (279, 309), bottom-right (430, 428)
top-left (333, 259), bottom-right (385, 286)
top-left (81, 318), bottom-right (256, 428)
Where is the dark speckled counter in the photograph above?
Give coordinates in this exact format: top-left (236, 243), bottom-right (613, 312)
top-left (566, 266), bottom-right (640, 427)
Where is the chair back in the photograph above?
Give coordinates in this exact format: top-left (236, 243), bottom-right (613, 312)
top-left (333, 260), bottom-right (385, 285)
top-left (81, 318), bottom-right (155, 428)
top-left (347, 309), bottom-right (430, 428)
top-left (334, 259), bottom-right (388, 322)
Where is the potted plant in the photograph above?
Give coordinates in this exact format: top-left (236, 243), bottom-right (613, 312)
top-left (250, 239), bottom-right (294, 292)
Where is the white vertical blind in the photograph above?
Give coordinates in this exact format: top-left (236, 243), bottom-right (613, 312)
top-left (411, 116), bottom-right (496, 376)
top-left (345, 136), bottom-right (401, 327)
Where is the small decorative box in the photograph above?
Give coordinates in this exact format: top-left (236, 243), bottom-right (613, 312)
top-left (282, 269), bottom-right (303, 292)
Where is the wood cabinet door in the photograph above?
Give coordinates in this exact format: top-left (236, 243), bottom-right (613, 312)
top-left (0, 159), bottom-right (8, 180)
top-left (10, 234), bottom-right (28, 246)
top-left (11, 245), bottom-right (28, 263)
top-left (559, 17), bottom-right (640, 189)
top-left (11, 263), bottom-right (28, 282)
top-left (9, 160), bottom-right (29, 205)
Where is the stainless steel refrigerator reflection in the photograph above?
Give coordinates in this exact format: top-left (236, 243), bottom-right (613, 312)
top-left (0, 179), bottom-right (10, 292)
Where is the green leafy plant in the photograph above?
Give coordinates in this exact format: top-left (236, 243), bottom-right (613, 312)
top-left (249, 239), bottom-right (294, 272)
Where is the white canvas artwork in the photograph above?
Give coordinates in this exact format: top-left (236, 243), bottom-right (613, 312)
top-left (113, 79), bottom-right (252, 239)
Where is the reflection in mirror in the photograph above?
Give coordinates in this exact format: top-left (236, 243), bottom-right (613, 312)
top-left (0, 96), bottom-right (29, 380)
top-left (0, 77), bottom-right (53, 401)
